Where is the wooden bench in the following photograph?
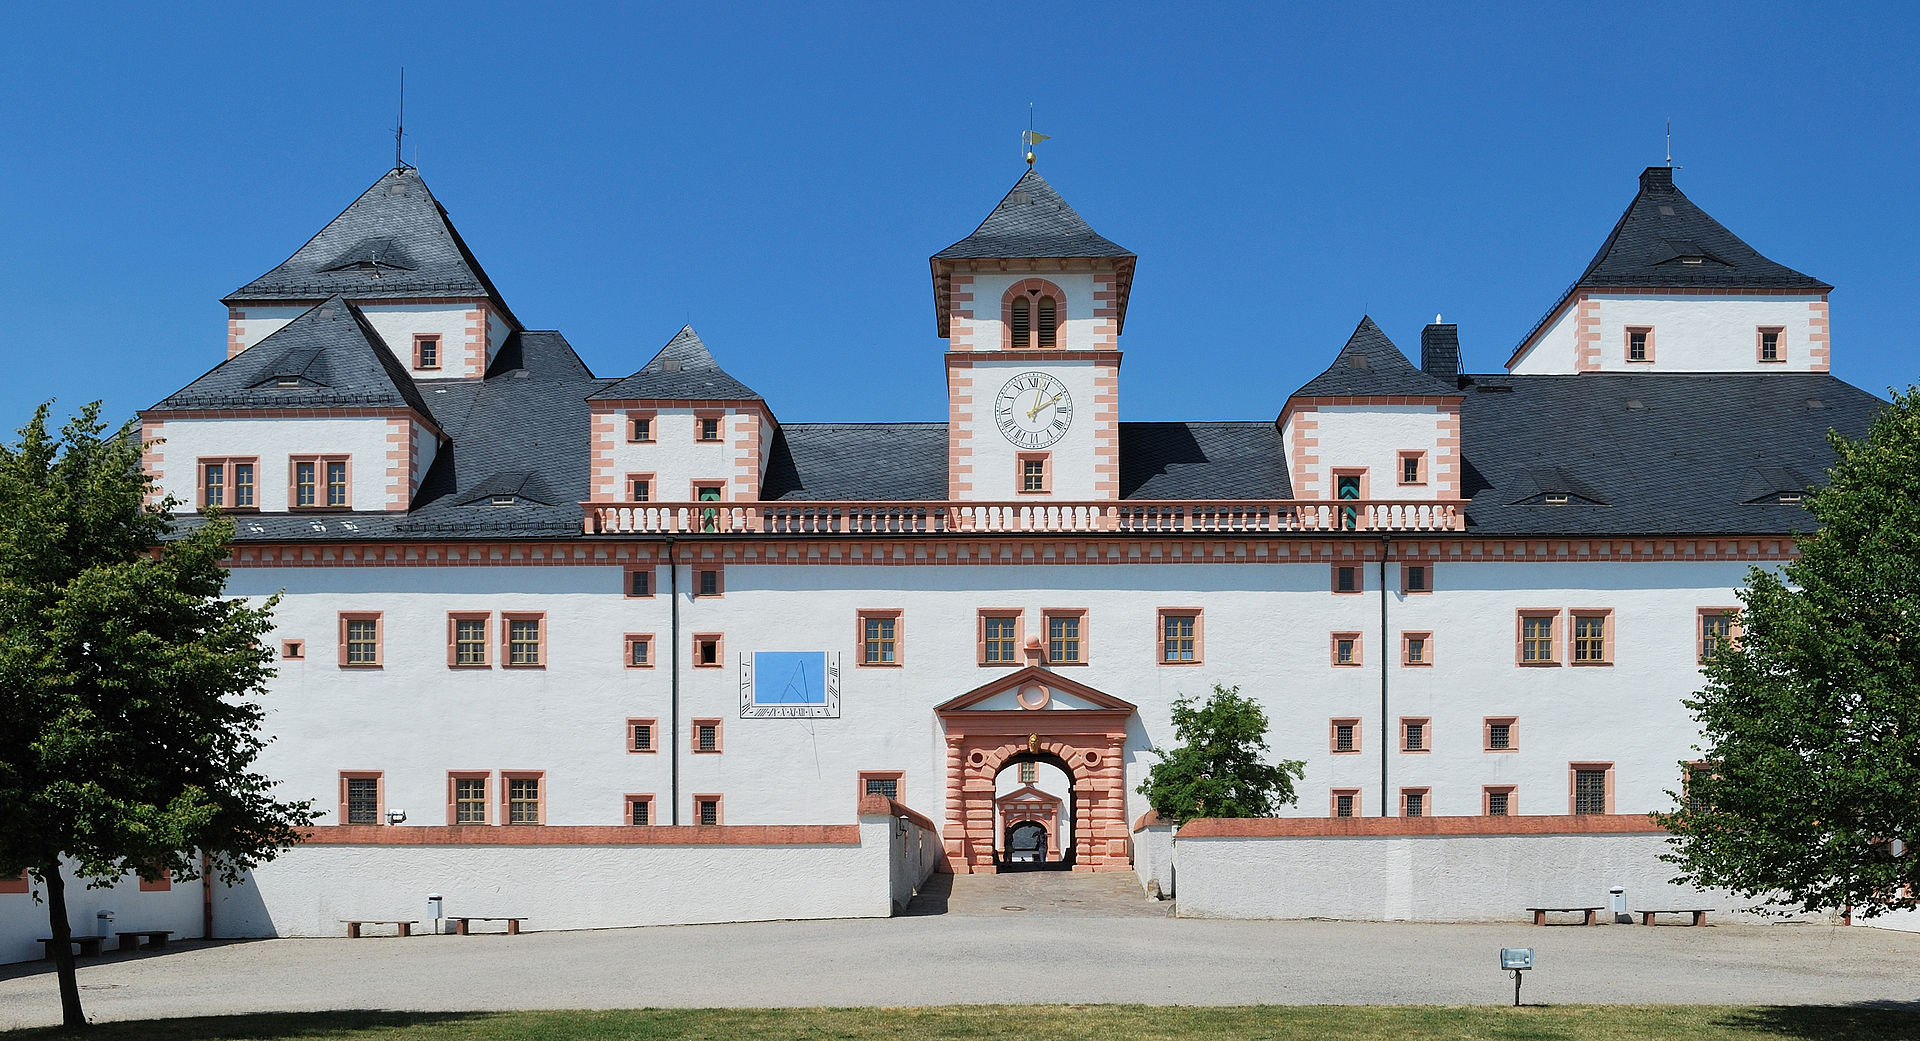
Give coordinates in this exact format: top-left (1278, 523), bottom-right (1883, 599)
top-left (1528, 905), bottom-right (1604, 926)
top-left (341, 919), bottom-right (418, 938)
top-left (1637, 908), bottom-right (1710, 927)
top-left (116, 929), bottom-right (174, 951)
top-left (453, 917), bottom-right (526, 936)
top-left (39, 936), bottom-right (105, 960)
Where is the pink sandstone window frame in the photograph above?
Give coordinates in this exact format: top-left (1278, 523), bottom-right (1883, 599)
top-left (1483, 785), bottom-right (1517, 817)
top-left (1399, 786), bottom-right (1431, 818)
top-left (625, 793), bottom-right (655, 826)
top-left (1399, 562), bottom-right (1432, 595)
top-left (1329, 788), bottom-right (1361, 818)
top-left (1157, 608), bottom-right (1203, 665)
top-left (1017, 452), bottom-right (1052, 494)
top-left (626, 717), bottom-right (658, 753)
top-left (413, 334), bottom-right (442, 371)
top-left (1001, 278), bottom-right (1068, 350)
top-left (1042, 608), bottom-right (1089, 666)
top-left (1484, 716), bottom-right (1518, 753)
top-left (623, 564), bottom-right (654, 599)
top-left (694, 410), bottom-right (725, 443)
top-left (626, 472), bottom-right (655, 503)
top-left (338, 770), bottom-right (384, 826)
top-left (197, 456), bottom-right (260, 512)
top-left (1, 871), bottom-right (29, 895)
top-left (1331, 564), bottom-right (1364, 594)
top-left (1625, 326), bottom-right (1654, 364)
top-left (281, 639), bottom-right (304, 660)
top-left (289, 454), bottom-right (352, 510)
top-left (447, 611), bottom-right (492, 668)
top-left (1698, 607), bottom-right (1741, 663)
top-left (1569, 762), bottom-right (1615, 815)
top-left (1331, 631), bottom-right (1363, 667)
top-left (977, 609), bottom-right (1025, 667)
top-left (1756, 326), bottom-right (1786, 363)
top-left (1569, 608), bottom-right (1614, 666)
top-left (624, 633), bottom-right (654, 669)
top-left (446, 771), bottom-right (490, 825)
top-left (692, 718), bottom-right (723, 754)
top-left (627, 410), bottom-right (657, 443)
top-left (694, 794), bottom-right (724, 826)
top-left (1331, 467), bottom-right (1370, 500)
top-left (337, 612), bottom-right (382, 668)
top-left (693, 563), bottom-right (725, 599)
top-left (859, 770), bottom-right (906, 802)
top-left (1515, 609), bottom-right (1561, 666)
top-left (1401, 631), bottom-right (1433, 666)
top-left (138, 873), bottom-right (171, 893)
top-left (500, 612), bottom-right (546, 668)
top-left (1330, 718), bottom-right (1361, 754)
top-left (692, 633), bottom-right (724, 668)
top-left (501, 771), bottom-right (546, 825)
top-left (1397, 450), bottom-right (1427, 487)
top-left (1399, 716), bottom-right (1432, 754)
top-left (857, 609), bottom-right (903, 668)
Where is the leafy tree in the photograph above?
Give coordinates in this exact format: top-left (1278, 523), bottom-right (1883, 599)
top-left (1137, 684), bottom-right (1304, 825)
top-left (1657, 386), bottom-right (1920, 919)
top-left (0, 403), bottom-right (314, 1028)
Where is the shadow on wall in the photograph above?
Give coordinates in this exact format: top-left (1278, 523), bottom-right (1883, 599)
top-left (210, 868), bottom-right (277, 939)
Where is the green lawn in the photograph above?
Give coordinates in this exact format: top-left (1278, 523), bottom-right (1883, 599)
top-left (6, 1006), bottom-right (1920, 1041)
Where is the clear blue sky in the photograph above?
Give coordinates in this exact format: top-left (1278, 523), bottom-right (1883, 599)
top-left (3, 2), bottom-right (1915, 432)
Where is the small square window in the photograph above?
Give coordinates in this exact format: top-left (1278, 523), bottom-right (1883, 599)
top-left (1331, 788), bottom-right (1360, 818)
top-left (414, 334), bottom-right (441, 371)
top-left (1397, 451), bottom-right (1425, 486)
top-left (339, 613), bottom-right (382, 668)
top-left (1158, 609), bottom-right (1202, 665)
top-left (698, 416), bottom-right (722, 442)
top-left (694, 634), bottom-right (723, 668)
top-left (1017, 453), bottom-right (1051, 494)
top-left (1402, 632), bottom-right (1432, 666)
top-left (1401, 563), bottom-right (1431, 594)
top-left (1331, 632), bottom-right (1361, 667)
top-left (1757, 327), bottom-right (1784, 363)
top-left (281, 639), bottom-right (304, 660)
top-left (627, 795), bottom-right (654, 827)
top-left (625, 566), bottom-right (653, 598)
top-left (627, 718), bottom-right (657, 753)
top-left (1485, 717), bottom-right (1517, 752)
top-left (1485, 786), bottom-right (1516, 817)
top-left (860, 772), bottom-right (905, 803)
top-left (629, 475), bottom-right (652, 503)
top-left (695, 795), bottom-right (723, 826)
top-left (629, 414), bottom-right (654, 442)
top-left (859, 611), bottom-right (902, 667)
top-left (1626, 326), bottom-right (1653, 363)
top-left (1330, 718), bottom-right (1360, 754)
top-left (1333, 565), bottom-right (1362, 594)
top-left (1400, 718), bottom-right (1430, 753)
top-left (695, 567), bottom-right (723, 597)
top-left (1400, 788), bottom-right (1429, 818)
top-left (625, 634), bottom-right (653, 669)
top-left (1019, 762), bottom-right (1037, 784)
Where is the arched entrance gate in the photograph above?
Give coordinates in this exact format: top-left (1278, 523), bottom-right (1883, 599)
top-left (934, 666), bottom-right (1135, 873)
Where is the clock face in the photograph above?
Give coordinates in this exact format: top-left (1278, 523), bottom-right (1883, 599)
top-left (994, 371), bottom-right (1074, 449)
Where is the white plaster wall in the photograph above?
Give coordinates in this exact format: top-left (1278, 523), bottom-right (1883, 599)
top-left (887, 814), bottom-right (942, 913)
top-left (964, 271), bottom-right (1101, 351)
top-left (1304, 405), bottom-right (1450, 501)
top-left (149, 417), bottom-right (396, 513)
top-left (1506, 302), bottom-right (1581, 374)
top-left (486, 311), bottom-right (512, 367)
top-left (1175, 831), bottom-right (1830, 923)
top-left (359, 304), bottom-right (482, 381)
top-left (410, 419), bottom-right (440, 501)
top-left (605, 409), bottom-right (759, 501)
top-left (225, 555), bottom-right (1763, 850)
top-left (212, 821), bottom-right (893, 937)
top-left (1862, 908), bottom-right (1920, 933)
top-left (1, 863), bottom-right (204, 966)
top-left (1510, 294), bottom-right (1826, 374)
top-left (1132, 823), bottom-right (1175, 898)
top-left (230, 305), bottom-right (308, 354)
top-left (957, 359), bottom-right (1107, 500)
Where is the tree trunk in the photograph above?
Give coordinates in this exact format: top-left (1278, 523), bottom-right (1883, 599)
top-left (42, 864), bottom-right (88, 1029)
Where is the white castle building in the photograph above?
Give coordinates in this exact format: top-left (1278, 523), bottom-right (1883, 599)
top-left (8, 158), bottom-right (1886, 957)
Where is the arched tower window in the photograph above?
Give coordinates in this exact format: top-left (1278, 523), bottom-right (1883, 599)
top-left (1001, 279), bottom-right (1067, 350)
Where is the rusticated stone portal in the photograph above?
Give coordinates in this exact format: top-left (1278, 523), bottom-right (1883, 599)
top-left (934, 666), bottom-right (1135, 874)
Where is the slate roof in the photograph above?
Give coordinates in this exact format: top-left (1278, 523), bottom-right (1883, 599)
top-left (150, 296), bottom-right (436, 420)
top-left (934, 170), bottom-right (1135, 262)
top-left (1575, 168), bottom-right (1830, 291)
top-left (225, 168), bottom-right (521, 329)
top-left (1292, 317), bottom-right (1460, 399)
top-left (762, 424), bottom-right (949, 501)
top-left (590, 326), bottom-right (764, 402)
top-left (1119, 422), bottom-right (1291, 499)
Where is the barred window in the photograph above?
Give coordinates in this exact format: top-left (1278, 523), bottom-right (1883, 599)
top-left (507, 777), bottom-right (540, 824)
top-left (1404, 721), bottom-right (1425, 752)
top-left (1574, 769), bottom-right (1608, 815)
top-left (1334, 723), bottom-right (1355, 752)
top-left (629, 798), bottom-right (650, 826)
top-left (1487, 791), bottom-right (1510, 817)
top-left (864, 777), bottom-right (898, 799)
top-left (631, 722), bottom-right (652, 751)
top-left (698, 798), bottom-right (720, 826)
top-left (1335, 793), bottom-right (1355, 818)
top-left (1403, 790), bottom-right (1425, 818)
top-left (454, 778), bottom-right (486, 824)
top-left (1488, 722), bottom-right (1512, 750)
top-left (346, 777), bottom-right (379, 825)
top-left (696, 723), bottom-right (719, 752)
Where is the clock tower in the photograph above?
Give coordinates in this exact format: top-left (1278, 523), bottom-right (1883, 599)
top-left (931, 170), bottom-right (1134, 501)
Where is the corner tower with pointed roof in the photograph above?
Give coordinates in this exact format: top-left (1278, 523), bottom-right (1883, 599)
top-left (223, 167), bottom-right (522, 381)
top-left (1508, 167), bottom-right (1832, 374)
top-left (932, 170), bottom-right (1135, 501)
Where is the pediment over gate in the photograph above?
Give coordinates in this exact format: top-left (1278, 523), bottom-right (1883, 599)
top-left (935, 665), bottom-right (1137, 715)
top-left (996, 784), bottom-right (1061, 808)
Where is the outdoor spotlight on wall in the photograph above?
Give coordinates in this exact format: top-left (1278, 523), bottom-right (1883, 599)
top-left (1499, 948), bottom-right (1534, 1006)
top-left (385, 809), bottom-right (408, 825)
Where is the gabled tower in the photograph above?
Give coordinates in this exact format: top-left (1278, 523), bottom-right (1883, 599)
top-left (1508, 167), bottom-right (1832, 374)
top-left (587, 326), bottom-right (776, 505)
top-left (931, 170), bottom-right (1135, 501)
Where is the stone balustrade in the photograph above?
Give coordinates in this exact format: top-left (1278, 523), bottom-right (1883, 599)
top-left (582, 499), bottom-right (1464, 535)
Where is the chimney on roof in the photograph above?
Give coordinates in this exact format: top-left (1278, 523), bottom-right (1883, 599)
top-left (1421, 320), bottom-right (1460, 383)
top-left (1640, 166), bottom-right (1675, 192)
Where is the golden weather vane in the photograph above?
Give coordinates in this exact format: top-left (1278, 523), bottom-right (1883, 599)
top-left (1022, 102), bottom-right (1050, 166)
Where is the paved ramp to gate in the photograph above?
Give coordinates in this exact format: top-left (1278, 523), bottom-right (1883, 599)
top-left (905, 871), bottom-right (1172, 917)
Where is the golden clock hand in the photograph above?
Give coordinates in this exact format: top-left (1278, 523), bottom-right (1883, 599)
top-left (1028, 391), bottom-right (1064, 419)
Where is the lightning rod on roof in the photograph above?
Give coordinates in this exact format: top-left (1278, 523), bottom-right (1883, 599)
top-left (394, 68), bottom-right (410, 172)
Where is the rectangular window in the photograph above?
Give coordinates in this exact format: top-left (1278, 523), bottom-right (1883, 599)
top-left (628, 474), bottom-right (653, 502)
top-left (693, 718), bottom-right (722, 753)
top-left (503, 614), bottom-right (544, 667)
top-left (281, 639), bottom-right (304, 660)
top-left (342, 773), bottom-right (382, 826)
top-left (1699, 608), bottom-right (1739, 662)
top-left (1757, 327), bottom-right (1784, 363)
top-left (294, 460), bottom-right (316, 507)
top-left (628, 412), bottom-right (655, 442)
top-left (291, 455), bottom-right (350, 509)
top-left (1159, 609), bottom-right (1201, 664)
top-left (449, 613), bottom-right (490, 668)
top-left (859, 611), bottom-right (902, 666)
top-left (1017, 453), bottom-right (1050, 494)
top-left (1331, 632), bottom-right (1361, 667)
top-left (1401, 788), bottom-right (1429, 818)
top-left (1571, 763), bottom-right (1613, 815)
top-left (1019, 762), bottom-right (1037, 785)
top-left (1400, 718), bottom-right (1429, 752)
top-left (980, 612), bottom-right (1022, 665)
top-left (414, 334), bottom-right (441, 370)
top-left (1330, 718), bottom-right (1360, 754)
top-left (339, 612), bottom-right (381, 668)
top-left (201, 459), bottom-right (259, 510)
top-left (202, 461), bottom-right (224, 508)
top-left (694, 634), bottom-right (723, 668)
top-left (1485, 786), bottom-right (1515, 817)
top-left (625, 566), bottom-right (653, 598)
top-left (505, 774), bottom-right (543, 825)
top-left (1485, 717), bottom-right (1517, 752)
top-left (451, 775), bottom-right (488, 825)
top-left (694, 484), bottom-right (724, 532)
top-left (1517, 611), bottom-right (1559, 665)
top-left (1684, 762), bottom-right (1712, 812)
top-left (694, 567), bottom-right (723, 598)
top-left (1400, 563), bottom-right (1431, 594)
top-left (1626, 326), bottom-right (1653, 363)
top-left (1571, 610), bottom-right (1612, 665)
top-left (627, 718), bottom-right (657, 753)
top-left (326, 460), bottom-right (349, 507)
top-left (860, 772), bottom-right (904, 802)
top-left (625, 634), bottom-right (653, 669)
top-left (1044, 610), bottom-right (1086, 664)
top-left (696, 795), bottom-right (723, 826)
top-left (1332, 564), bottom-right (1362, 594)
top-left (1402, 631), bottom-right (1432, 666)
top-left (1397, 451), bottom-right (1425, 486)
top-left (1331, 789), bottom-right (1359, 818)
top-left (628, 795), bottom-right (654, 826)
top-left (233, 461), bottom-right (255, 508)
top-left (697, 415), bottom-right (722, 442)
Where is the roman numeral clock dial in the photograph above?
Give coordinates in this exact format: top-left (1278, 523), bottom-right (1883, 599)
top-left (993, 371), bottom-right (1074, 449)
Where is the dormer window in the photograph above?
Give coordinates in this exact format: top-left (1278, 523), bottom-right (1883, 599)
top-left (1544, 493), bottom-right (1570, 505)
top-left (1680, 256), bottom-right (1704, 265)
top-left (276, 377), bottom-right (300, 388)
top-left (489, 494), bottom-right (515, 507)
top-left (1778, 493), bottom-right (1803, 505)
top-left (414, 335), bottom-right (441, 371)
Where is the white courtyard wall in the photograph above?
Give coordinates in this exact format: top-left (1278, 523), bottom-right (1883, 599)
top-left (1862, 908), bottom-right (1920, 933)
top-left (0, 863), bottom-right (204, 966)
top-left (1131, 821), bottom-right (1175, 898)
top-left (149, 417), bottom-right (402, 512)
